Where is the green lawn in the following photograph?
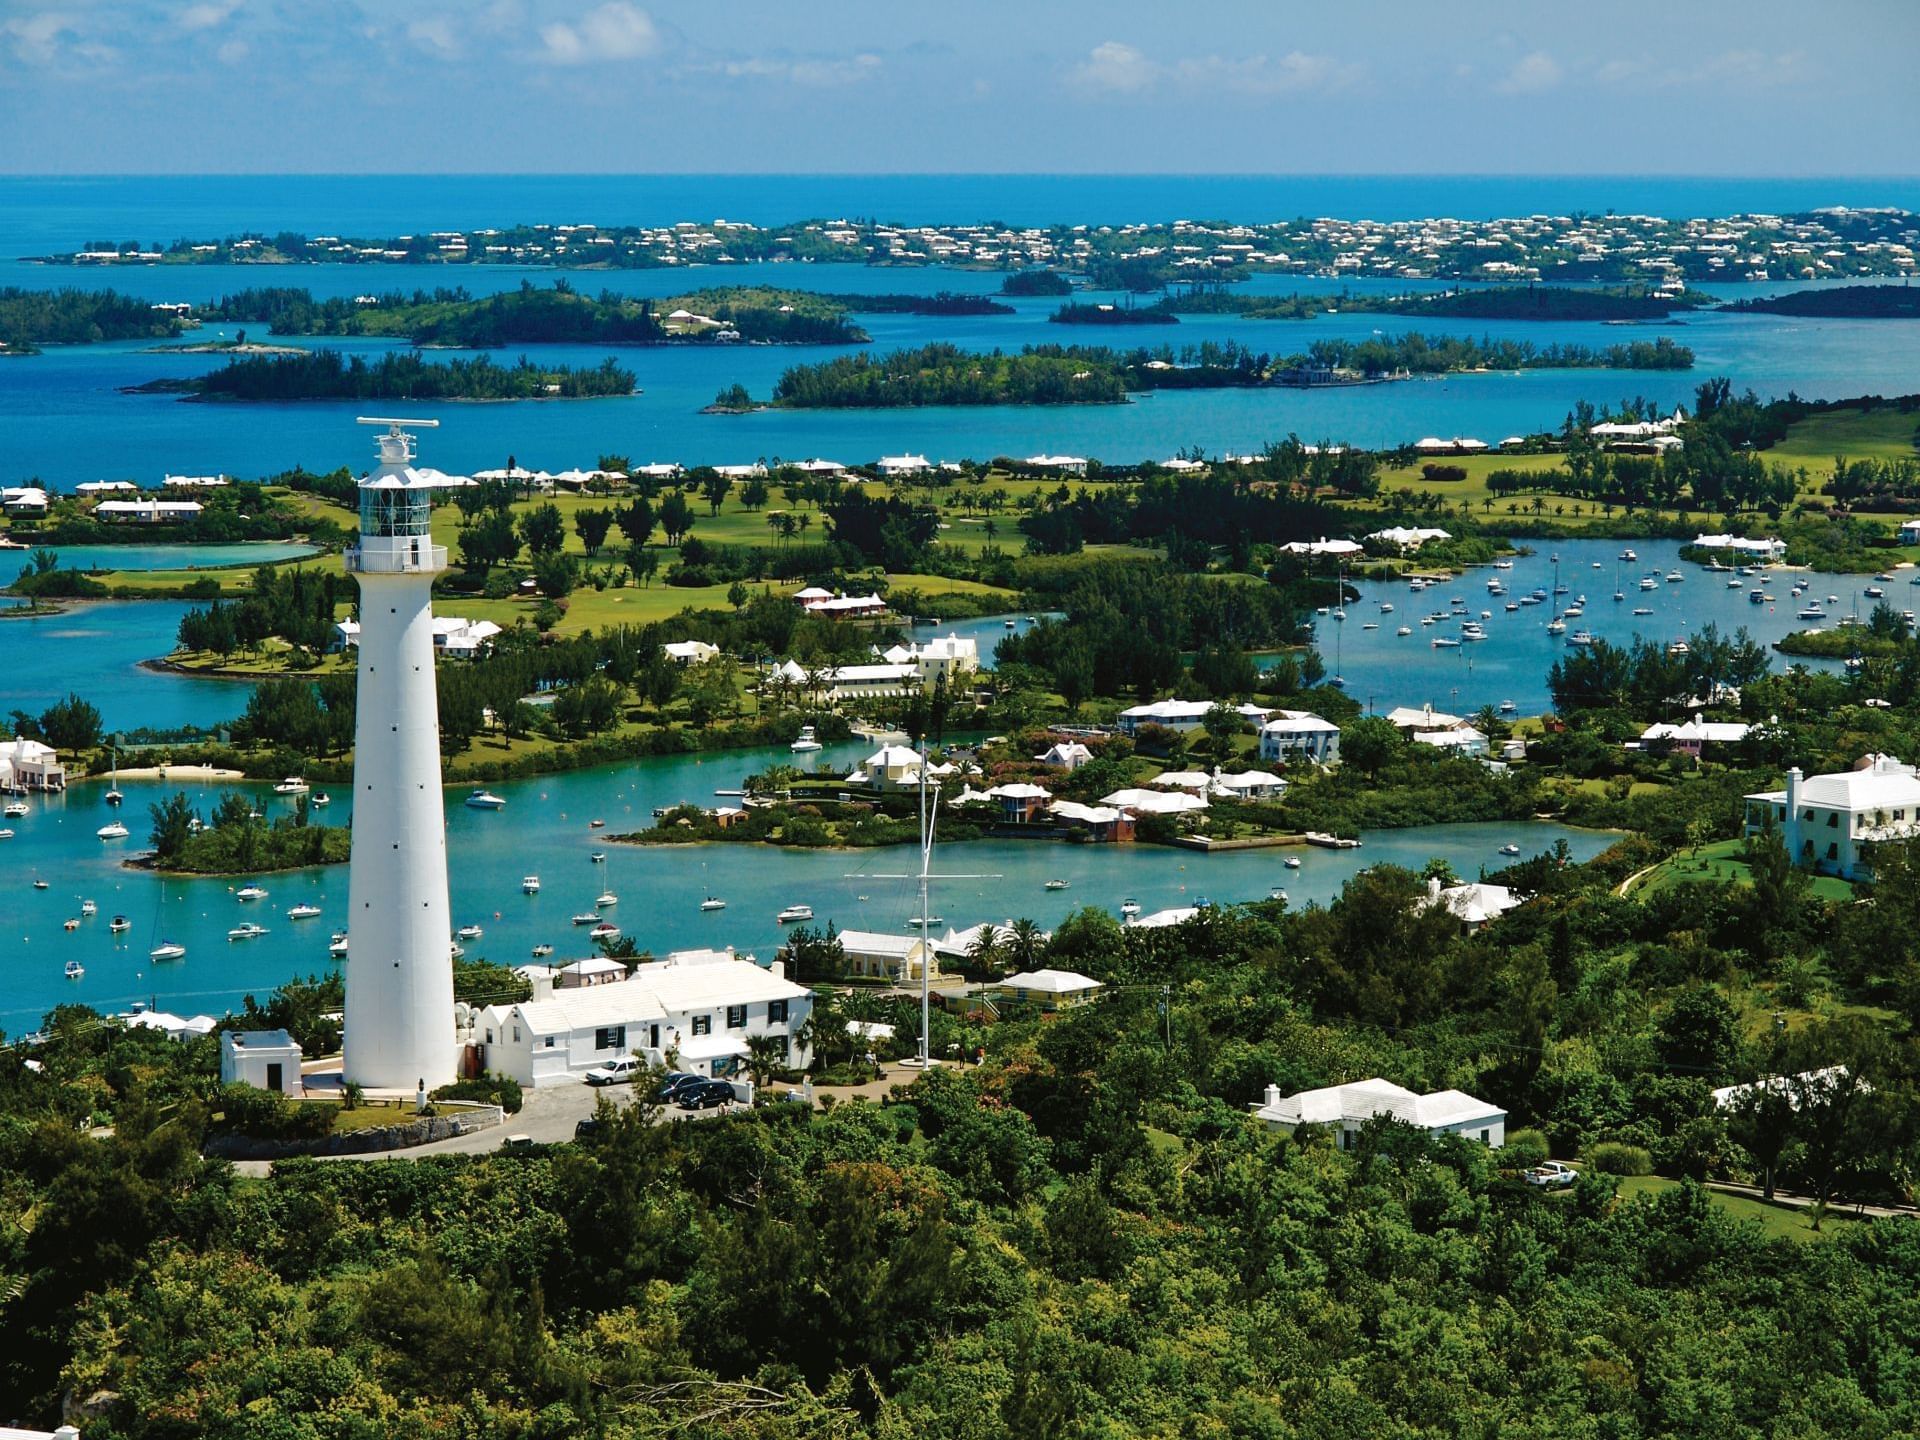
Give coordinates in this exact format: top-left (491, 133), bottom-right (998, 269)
top-left (1770, 405), bottom-right (1920, 468)
top-left (1628, 837), bottom-right (1856, 903)
top-left (1616, 1175), bottom-right (1862, 1242)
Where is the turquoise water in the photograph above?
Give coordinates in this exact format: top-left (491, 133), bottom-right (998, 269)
top-left (0, 737), bottom-right (1618, 1035)
top-left (0, 542), bottom-right (318, 586)
top-left (1309, 534), bottom-right (1853, 715)
top-left (0, 601), bottom-right (257, 734)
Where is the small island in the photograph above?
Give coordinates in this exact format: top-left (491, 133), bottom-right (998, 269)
top-left (128, 349), bottom-right (638, 402)
top-left (1049, 300), bottom-right (1176, 326)
top-left (748, 332), bottom-right (1693, 409)
top-left (1001, 269), bottom-right (1073, 296)
top-left (139, 791), bottom-right (351, 875)
top-left (1721, 284), bottom-right (1920, 318)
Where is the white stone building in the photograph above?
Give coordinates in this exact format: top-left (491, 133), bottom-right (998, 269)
top-left (1259, 711), bottom-right (1342, 765)
top-left (220, 1029), bottom-right (305, 1097)
top-left (477, 949), bottom-right (812, 1086)
top-left (1250, 1078), bottom-right (1506, 1149)
top-left (1745, 754), bottom-right (1920, 879)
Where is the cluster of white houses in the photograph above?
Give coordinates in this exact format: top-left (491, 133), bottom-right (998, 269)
top-left (2, 473), bottom-right (232, 523)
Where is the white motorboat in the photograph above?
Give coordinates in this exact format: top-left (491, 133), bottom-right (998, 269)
top-left (310, 793), bottom-right (331, 808)
top-left (1568, 629), bottom-right (1595, 646)
top-left (777, 903), bottom-right (815, 924)
top-left (589, 922), bottom-right (621, 941)
top-left (150, 941), bottom-right (187, 962)
top-left (456, 924), bottom-right (484, 940)
top-left (329, 933), bottom-right (350, 956)
top-left (32, 879), bottom-right (48, 890)
top-left (589, 851), bottom-right (607, 863)
top-left (790, 724), bottom-right (824, 753)
top-left (1432, 636), bottom-right (1461, 648)
top-left (1283, 856), bottom-right (1302, 870)
top-left (227, 923), bottom-right (268, 941)
top-left (1499, 843), bottom-right (1522, 857)
top-left (1044, 878), bottom-right (1070, 891)
top-left (449, 942), bottom-right (465, 960)
top-left (97, 821), bottom-right (129, 840)
top-left (0, 829), bottom-right (11, 840)
top-left (236, 884), bottom-right (267, 902)
top-left (288, 903), bottom-right (322, 920)
top-left (273, 776), bottom-right (309, 795)
top-left (588, 818), bottom-right (606, 829)
top-left (80, 899), bottom-right (96, 916)
top-left (571, 912), bottom-right (600, 925)
top-left (109, 914), bottom-right (130, 934)
top-left (1639, 577), bottom-right (1657, 591)
top-left (531, 943), bottom-right (554, 958)
top-left (595, 892), bottom-right (618, 908)
top-left (904, 914), bottom-right (944, 929)
top-left (65, 959), bottom-right (84, 979)
top-left (1668, 640), bottom-right (1691, 656)
top-left (1633, 606), bottom-right (1654, 616)
top-left (63, 918), bottom-right (78, 931)
top-left (1666, 570), bottom-right (1684, 583)
top-left (3, 801), bottom-right (27, 818)
top-left (1546, 619), bottom-right (1566, 636)
top-left (1268, 887), bottom-right (1289, 903)
top-left (464, 789), bottom-right (507, 810)
top-left (1397, 626), bottom-right (1412, 635)
top-left (699, 896), bottom-right (727, 912)
top-left (1499, 699), bottom-right (1517, 714)
top-left (522, 875), bottom-right (541, 894)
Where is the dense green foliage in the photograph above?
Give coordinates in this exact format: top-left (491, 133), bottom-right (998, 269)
top-left (145, 789), bottom-right (350, 874)
top-left (0, 286), bottom-right (183, 352)
top-left (1724, 285), bottom-right (1920, 318)
top-left (196, 282), bottom-right (867, 345)
top-left (999, 269), bottom-right (1072, 296)
top-left (146, 348), bottom-right (636, 401)
top-left (771, 342), bottom-right (1129, 407)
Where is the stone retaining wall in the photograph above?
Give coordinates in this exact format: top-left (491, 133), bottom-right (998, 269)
top-left (205, 1103), bottom-right (504, 1160)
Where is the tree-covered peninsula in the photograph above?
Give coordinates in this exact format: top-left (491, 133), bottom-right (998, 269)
top-left (757, 332), bottom-right (1692, 408)
top-left (195, 283), bottom-right (868, 346)
top-left (1722, 284), bottom-right (1920, 318)
top-left (0, 286), bottom-right (186, 353)
top-left (132, 349), bottom-right (637, 402)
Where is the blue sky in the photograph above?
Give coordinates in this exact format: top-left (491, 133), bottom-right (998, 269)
top-left (1, 0), bottom-right (1915, 174)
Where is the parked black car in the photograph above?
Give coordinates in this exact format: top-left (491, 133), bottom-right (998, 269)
top-left (655, 1071), bottom-right (702, 1103)
top-left (677, 1078), bottom-right (735, 1110)
top-left (573, 1116), bottom-right (604, 1142)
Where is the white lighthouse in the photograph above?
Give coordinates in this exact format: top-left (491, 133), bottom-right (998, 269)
top-left (341, 417), bottom-right (469, 1091)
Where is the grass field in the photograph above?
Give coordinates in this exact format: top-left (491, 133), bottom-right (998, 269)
top-left (1616, 1175), bottom-right (1862, 1242)
top-left (1628, 836), bottom-right (1857, 903)
top-left (1769, 405), bottom-right (1920, 469)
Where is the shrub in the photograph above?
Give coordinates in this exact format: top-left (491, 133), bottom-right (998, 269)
top-left (214, 1082), bottom-right (334, 1141)
top-left (1502, 1127), bottom-right (1550, 1171)
top-left (1587, 1141), bottom-right (1654, 1176)
top-left (432, 1072), bottom-right (525, 1114)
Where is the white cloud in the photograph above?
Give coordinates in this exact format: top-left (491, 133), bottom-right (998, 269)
top-left (4, 11), bottom-right (80, 65)
top-left (177, 2), bottom-right (241, 32)
top-left (1598, 49), bottom-right (1808, 90)
top-left (711, 52), bottom-right (880, 87)
top-left (538, 2), bottom-right (659, 66)
top-left (1174, 50), bottom-right (1361, 96)
top-left (1073, 41), bottom-right (1357, 98)
top-left (406, 17), bottom-right (461, 59)
top-left (1496, 50), bottom-right (1561, 95)
top-left (1071, 40), bottom-right (1158, 94)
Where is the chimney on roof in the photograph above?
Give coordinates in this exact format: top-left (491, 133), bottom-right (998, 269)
top-left (1264, 1083), bottom-right (1282, 1109)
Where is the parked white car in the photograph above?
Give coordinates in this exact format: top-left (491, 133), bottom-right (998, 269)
top-left (584, 1056), bottom-right (643, 1087)
top-left (1525, 1161), bottom-right (1579, 1188)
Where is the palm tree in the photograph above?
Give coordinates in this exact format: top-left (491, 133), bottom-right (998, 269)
top-left (966, 927), bottom-right (1004, 978)
top-left (1006, 918), bottom-right (1045, 970)
top-left (744, 1032), bottom-right (789, 1089)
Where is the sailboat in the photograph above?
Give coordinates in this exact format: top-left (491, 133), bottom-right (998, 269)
top-left (105, 750), bottom-right (123, 807)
